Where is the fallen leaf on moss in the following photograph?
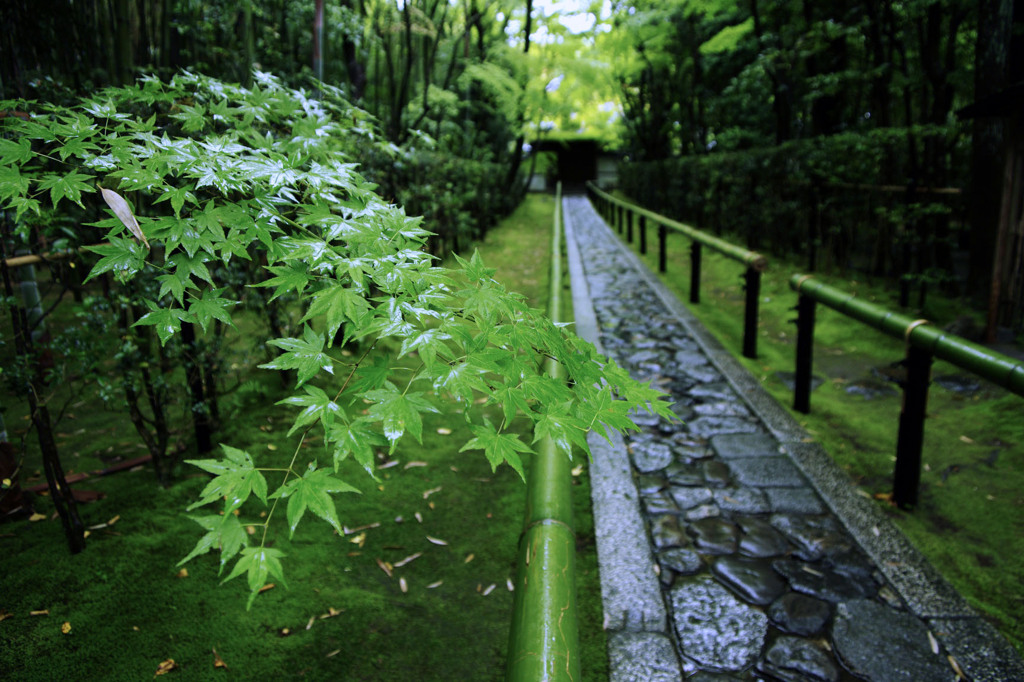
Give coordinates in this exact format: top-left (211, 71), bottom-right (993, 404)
top-left (175, 568), bottom-right (188, 578)
top-left (258, 583), bottom-right (276, 593)
top-left (349, 532), bottom-right (367, 547)
top-left (399, 577), bottom-right (408, 593)
top-left (154, 658), bottom-right (177, 676)
top-left (404, 461), bottom-right (427, 469)
top-left (464, 553), bottom-right (475, 564)
top-left (375, 558), bottom-right (393, 577)
top-left (212, 648), bottom-right (228, 669)
top-left (28, 513), bottom-right (47, 522)
top-left (61, 621), bottom-right (71, 634)
top-left (30, 610), bottom-right (49, 616)
top-left (426, 580), bottom-right (443, 589)
top-left (426, 535), bottom-right (447, 546)
top-left (393, 552), bottom-right (422, 568)
top-left (436, 427), bottom-right (452, 435)
top-left (0, 610), bottom-right (12, 622)
top-left (422, 486), bottom-right (442, 499)
top-left (482, 584), bottom-right (496, 596)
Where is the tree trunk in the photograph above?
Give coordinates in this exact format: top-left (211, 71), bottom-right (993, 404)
top-left (180, 322), bottom-right (213, 454)
top-left (968, 0), bottom-right (1014, 299)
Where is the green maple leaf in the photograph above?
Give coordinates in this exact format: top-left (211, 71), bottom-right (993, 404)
top-left (188, 287), bottom-right (237, 333)
top-left (254, 264), bottom-right (311, 301)
top-left (327, 419), bottom-right (385, 476)
top-left (36, 170), bottom-right (94, 207)
top-left (222, 546), bottom-right (288, 609)
top-left (533, 405), bottom-right (591, 459)
top-left (178, 513), bottom-right (250, 570)
top-left (85, 237), bottom-right (147, 283)
top-left (0, 137), bottom-right (33, 165)
top-left (278, 384), bottom-right (344, 436)
top-left (260, 325), bottom-right (334, 386)
top-left (133, 301), bottom-right (191, 345)
top-left (363, 387), bottom-right (438, 451)
top-left (460, 421), bottom-right (532, 481)
top-left (270, 465), bottom-right (360, 537)
top-left (300, 282), bottom-right (371, 342)
top-left (186, 444), bottom-right (268, 512)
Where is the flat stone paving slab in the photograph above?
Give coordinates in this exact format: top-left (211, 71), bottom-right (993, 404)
top-left (711, 433), bottom-right (780, 458)
top-left (563, 195), bottom-right (1024, 682)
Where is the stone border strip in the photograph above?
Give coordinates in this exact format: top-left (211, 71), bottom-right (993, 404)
top-left (569, 195), bottom-right (1024, 681)
top-left (563, 196), bottom-right (683, 679)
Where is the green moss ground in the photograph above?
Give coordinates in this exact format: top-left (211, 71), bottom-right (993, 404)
top-left (609, 207), bottom-right (1024, 654)
top-left (1, 193), bottom-right (608, 680)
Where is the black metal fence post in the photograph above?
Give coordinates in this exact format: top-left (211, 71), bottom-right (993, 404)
top-left (893, 344), bottom-right (932, 509)
top-left (658, 225), bottom-right (667, 273)
top-left (626, 210), bottom-right (634, 243)
top-left (794, 294), bottom-right (816, 413)
top-left (689, 241), bottom-right (702, 304)
top-left (639, 215), bottom-right (647, 254)
top-left (742, 267), bottom-right (760, 359)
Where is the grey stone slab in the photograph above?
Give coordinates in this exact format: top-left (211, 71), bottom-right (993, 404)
top-left (767, 593), bottom-right (832, 636)
top-left (712, 556), bottom-right (787, 606)
top-left (727, 457), bottom-right (806, 488)
top-left (758, 635), bottom-right (839, 682)
top-left (713, 487), bottom-right (770, 514)
top-left (608, 631), bottom-right (682, 682)
top-left (671, 577), bottom-right (768, 672)
top-left (630, 439), bottom-right (674, 473)
top-left (832, 599), bottom-right (957, 681)
top-left (669, 485), bottom-right (714, 510)
top-left (687, 416), bottom-right (761, 439)
top-left (764, 486), bottom-right (826, 514)
top-left (711, 433), bottom-right (780, 459)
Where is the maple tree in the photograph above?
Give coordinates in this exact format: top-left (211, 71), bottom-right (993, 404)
top-left (0, 72), bottom-right (672, 604)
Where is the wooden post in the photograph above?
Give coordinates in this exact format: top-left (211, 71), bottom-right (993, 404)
top-left (658, 225), bottom-right (667, 273)
top-left (689, 241), bottom-right (702, 304)
top-left (893, 345), bottom-right (932, 509)
top-left (742, 267), bottom-right (760, 359)
top-left (794, 295), bottom-right (816, 414)
top-left (639, 215), bottom-right (647, 254)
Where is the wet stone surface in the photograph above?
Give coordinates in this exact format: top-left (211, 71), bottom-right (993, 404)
top-left (565, 196), bottom-right (962, 680)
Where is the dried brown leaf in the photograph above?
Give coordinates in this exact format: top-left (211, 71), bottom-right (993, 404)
top-left (404, 461), bottom-right (428, 469)
top-left (212, 648), bottom-right (228, 669)
top-left (464, 553), bottom-right (475, 563)
top-left (422, 486), bottom-right (442, 499)
top-left (258, 583), bottom-right (276, 593)
top-left (61, 621), bottom-right (71, 634)
top-left (154, 658), bottom-right (177, 676)
top-left (30, 609), bottom-right (49, 616)
top-left (375, 558), bottom-right (393, 578)
top-left (393, 552), bottom-right (422, 568)
top-left (175, 568), bottom-right (188, 578)
top-left (100, 187), bottom-right (149, 248)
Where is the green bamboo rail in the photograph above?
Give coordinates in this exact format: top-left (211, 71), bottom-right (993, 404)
top-left (790, 274), bottom-right (1024, 507)
top-left (506, 184), bottom-right (580, 681)
top-left (586, 182), bottom-right (767, 358)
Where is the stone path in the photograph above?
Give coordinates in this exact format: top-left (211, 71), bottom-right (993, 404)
top-left (562, 195), bottom-right (1024, 681)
